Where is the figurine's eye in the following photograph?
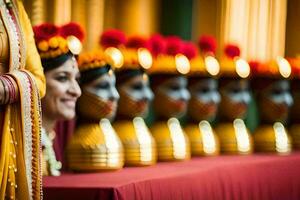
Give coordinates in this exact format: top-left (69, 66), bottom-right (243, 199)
top-left (131, 82), bottom-right (143, 90)
top-left (231, 88), bottom-right (241, 94)
top-left (272, 89), bottom-right (283, 95)
top-left (169, 85), bottom-right (180, 91)
top-left (96, 81), bottom-right (109, 89)
top-left (199, 87), bottom-right (209, 93)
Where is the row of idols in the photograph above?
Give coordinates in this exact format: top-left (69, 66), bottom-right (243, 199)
top-left (35, 25), bottom-right (299, 175)
top-left (65, 64), bottom-right (299, 172)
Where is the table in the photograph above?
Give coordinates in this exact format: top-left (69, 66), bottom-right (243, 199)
top-left (43, 153), bottom-right (300, 200)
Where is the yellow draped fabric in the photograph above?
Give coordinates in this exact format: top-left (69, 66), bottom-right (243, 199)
top-left (17, 0), bottom-right (46, 97)
top-left (220, 0), bottom-right (287, 61)
top-left (0, 0), bottom-right (45, 200)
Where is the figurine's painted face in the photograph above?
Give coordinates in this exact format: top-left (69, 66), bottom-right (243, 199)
top-left (219, 79), bottom-right (250, 121)
top-left (42, 58), bottom-right (81, 121)
top-left (153, 76), bottom-right (190, 119)
top-left (291, 80), bottom-right (300, 122)
top-left (78, 70), bottom-right (120, 121)
top-left (258, 80), bottom-right (293, 123)
top-left (188, 78), bottom-right (220, 122)
top-left (117, 73), bottom-right (153, 118)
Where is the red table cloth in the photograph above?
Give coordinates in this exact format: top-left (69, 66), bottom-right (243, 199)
top-left (43, 153), bottom-right (300, 200)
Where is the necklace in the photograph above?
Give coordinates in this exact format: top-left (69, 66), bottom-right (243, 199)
top-left (41, 128), bottom-right (62, 176)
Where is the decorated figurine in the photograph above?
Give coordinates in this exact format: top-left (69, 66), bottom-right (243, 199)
top-left (101, 30), bottom-right (157, 166)
top-left (184, 36), bottom-right (221, 156)
top-left (251, 59), bottom-right (293, 154)
top-left (67, 50), bottom-right (124, 171)
top-left (33, 22), bottom-right (83, 176)
top-left (215, 44), bottom-right (253, 154)
top-left (289, 58), bottom-right (300, 149)
top-left (148, 35), bottom-right (191, 161)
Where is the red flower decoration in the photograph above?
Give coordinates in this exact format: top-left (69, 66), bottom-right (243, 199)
top-left (248, 60), bottom-right (260, 74)
top-left (165, 36), bottom-right (183, 56)
top-left (33, 23), bottom-right (59, 42)
top-left (293, 66), bottom-right (300, 77)
top-left (60, 22), bottom-right (85, 41)
top-left (182, 42), bottom-right (198, 60)
top-left (224, 44), bottom-right (240, 59)
top-left (100, 29), bottom-right (127, 48)
top-left (198, 35), bottom-right (217, 55)
top-left (148, 34), bottom-right (166, 57)
top-left (288, 58), bottom-right (300, 77)
top-left (126, 36), bottom-right (149, 49)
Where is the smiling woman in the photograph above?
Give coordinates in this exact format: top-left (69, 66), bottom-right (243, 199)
top-left (33, 22), bottom-right (84, 176)
top-left (42, 58), bottom-right (81, 122)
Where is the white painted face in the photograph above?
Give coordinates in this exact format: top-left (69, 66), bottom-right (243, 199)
top-left (188, 78), bottom-right (220, 121)
top-left (189, 78), bottom-right (220, 104)
top-left (153, 76), bottom-right (190, 118)
top-left (219, 79), bottom-right (250, 120)
top-left (84, 72), bottom-right (119, 102)
top-left (258, 79), bottom-right (293, 123)
top-left (223, 80), bottom-right (251, 105)
top-left (119, 74), bottom-right (154, 102)
top-left (77, 70), bottom-right (120, 121)
top-left (157, 76), bottom-right (190, 102)
top-left (266, 80), bottom-right (293, 106)
top-left (117, 73), bottom-right (154, 118)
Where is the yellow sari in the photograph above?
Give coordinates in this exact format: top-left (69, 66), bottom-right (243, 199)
top-left (0, 0), bottom-right (45, 200)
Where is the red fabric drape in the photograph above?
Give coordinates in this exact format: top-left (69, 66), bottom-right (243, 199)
top-left (43, 153), bottom-right (300, 200)
top-left (53, 120), bottom-right (75, 170)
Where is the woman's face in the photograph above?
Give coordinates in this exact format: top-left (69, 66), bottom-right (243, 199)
top-left (153, 76), bottom-right (190, 119)
top-left (188, 78), bottom-right (220, 122)
top-left (117, 73), bottom-right (154, 118)
top-left (219, 79), bottom-right (250, 121)
top-left (42, 58), bottom-right (81, 121)
top-left (258, 80), bottom-right (293, 123)
top-left (79, 71), bottom-right (120, 120)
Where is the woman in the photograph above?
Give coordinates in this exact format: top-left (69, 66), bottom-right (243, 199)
top-left (0, 1), bottom-right (45, 199)
top-left (148, 35), bottom-right (191, 161)
top-left (33, 22), bottom-right (83, 176)
top-left (67, 50), bottom-right (124, 171)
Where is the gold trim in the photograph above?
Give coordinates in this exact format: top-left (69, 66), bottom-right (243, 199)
top-left (11, 0), bottom-right (26, 69)
top-left (0, 2), bottom-right (20, 71)
top-left (12, 70), bottom-right (33, 200)
top-left (167, 118), bottom-right (187, 159)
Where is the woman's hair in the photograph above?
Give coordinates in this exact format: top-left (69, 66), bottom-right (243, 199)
top-left (42, 52), bottom-right (74, 72)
